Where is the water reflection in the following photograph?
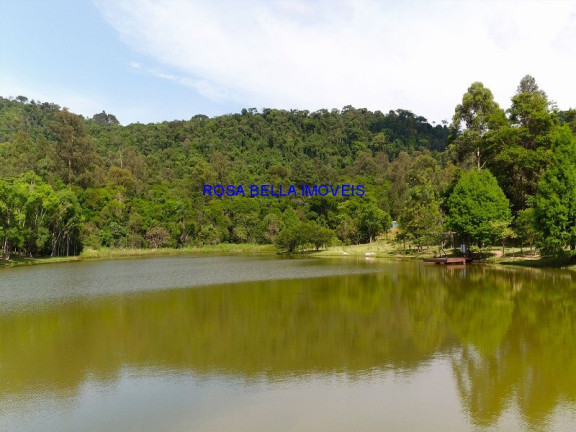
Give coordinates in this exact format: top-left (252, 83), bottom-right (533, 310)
top-left (1, 258), bottom-right (576, 430)
top-left (447, 267), bottom-right (576, 429)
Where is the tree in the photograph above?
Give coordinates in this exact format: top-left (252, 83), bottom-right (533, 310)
top-left (261, 212), bottom-right (282, 243)
top-left (275, 221), bottom-right (334, 252)
top-left (533, 126), bottom-right (576, 255)
top-left (275, 225), bottom-right (304, 253)
top-left (491, 220), bottom-right (517, 257)
top-left (337, 200), bottom-right (391, 244)
top-left (446, 170), bottom-right (511, 249)
top-left (491, 75), bottom-right (557, 212)
top-left (92, 110), bottom-right (119, 125)
top-left (301, 221), bottom-right (334, 251)
top-left (509, 75), bottom-right (555, 148)
top-left (145, 227), bottom-right (171, 248)
top-left (50, 109), bottom-right (98, 186)
top-left (0, 95), bottom-right (458, 256)
top-left (47, 188), bottom-right (82, 256)
top-left (449, 82), bottom-right (506, 169)
top-left (514, 208), bottom-right (538, 253)
top-left (399, 183), bottom-right (443, 252)
top-left (397, 154), bottom-right (449, 251)
top-left (0, 173), bottom-right (82, 258)
top-left (358, 201), bottom-right (392, 243)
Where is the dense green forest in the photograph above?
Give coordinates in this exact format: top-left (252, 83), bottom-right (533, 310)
top-left (1, 75), bottom-right (575, 259)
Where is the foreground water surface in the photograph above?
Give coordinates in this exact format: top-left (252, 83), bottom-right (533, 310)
top-left (1, 255), bottom-right (576, 431)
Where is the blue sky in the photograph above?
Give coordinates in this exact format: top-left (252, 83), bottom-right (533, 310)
top-left (0, 0), bottom-right (233, 124)
top-left (2, 0), bottom-right (576, 125)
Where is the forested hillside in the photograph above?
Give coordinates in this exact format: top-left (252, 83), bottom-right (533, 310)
top-left (1, 75), bottom-right (576, 259)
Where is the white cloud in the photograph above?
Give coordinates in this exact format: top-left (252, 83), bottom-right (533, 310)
top-left (95, 0), bottom-right (576, 122)
top-left (140, 65), bottom-right (234, 103)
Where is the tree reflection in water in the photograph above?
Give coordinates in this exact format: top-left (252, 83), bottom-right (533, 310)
top-left (0, 260), bottom-right (575, 429)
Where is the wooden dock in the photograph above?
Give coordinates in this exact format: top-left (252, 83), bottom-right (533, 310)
top-left (423, 257), bottom-right (471, 265)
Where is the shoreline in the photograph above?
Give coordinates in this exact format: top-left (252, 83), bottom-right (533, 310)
top-left (1, 242), bottom-right (573, 270)
top-left (310, 244), bottom-right (575, 270)
top-left (0, 244), bottom-right (277, 269)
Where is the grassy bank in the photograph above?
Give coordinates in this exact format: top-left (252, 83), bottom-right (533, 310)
top-left (79, 243), bottom-right (276, 259)
top-left (311, 242), bottom-right (575, 269)
top-left (2, 241), bottom-right (573, 270)
top-left (0, 243), bottom-right (276, 269)
top-left (311, 242), bottom-right (433, 260)
top-left (0, 255), bottom-right (81, 268)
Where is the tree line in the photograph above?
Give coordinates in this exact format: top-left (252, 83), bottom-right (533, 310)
top-left (1, 75), bottom-right (575, 258)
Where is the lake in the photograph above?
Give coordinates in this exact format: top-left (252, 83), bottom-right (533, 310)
top-left (1, 255), bottom-right (576, 431)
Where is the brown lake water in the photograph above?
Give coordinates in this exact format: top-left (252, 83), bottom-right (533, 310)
top-left (1, 256), bottom-right (576, 431)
